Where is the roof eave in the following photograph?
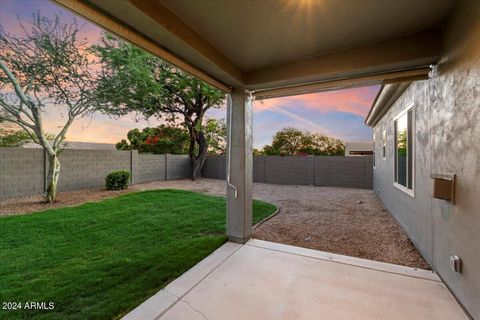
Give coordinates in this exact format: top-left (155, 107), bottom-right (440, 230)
top-left (365, 82), bottom-right (413, 127)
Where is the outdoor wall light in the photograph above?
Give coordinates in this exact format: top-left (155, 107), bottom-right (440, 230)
top-left (450, 255), bottom-right (462, 273)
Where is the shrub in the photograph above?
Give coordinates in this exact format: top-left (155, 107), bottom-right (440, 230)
top-left (105, 171), bottom-right (131, 190)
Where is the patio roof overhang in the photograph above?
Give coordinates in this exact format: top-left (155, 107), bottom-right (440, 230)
top-left (52, 0), bottom-right (458, 244)
top-left (55, 0), bottom-right (455, 97)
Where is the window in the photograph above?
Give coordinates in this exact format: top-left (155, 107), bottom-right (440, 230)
top-left (394, 103), bottom-right (414, 195)
top-left (382, 130), bottom-right (386, 159)
top-left (373, 133), bottom-right (376, 168)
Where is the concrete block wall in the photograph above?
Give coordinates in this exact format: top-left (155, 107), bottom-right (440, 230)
top-left (253, 156), bottom-right (265, 182)
top-left (137, 154), bottom-right (166, 183)
top-left (0, 149), bottom-right (192, 201)
top-left (166, 154), bottom-right (191, 180)
top-left (203, 155), bottom-right (373, 189)
top-left (57, 150), bottom-right (130, 192)
top-left (202, 155), bottom-right (226, 180)
top-left (314, 156), bottom-right (373, 189)
top-left (0, 148), bottom-right (45, 200)
top-left (264, 156), bottom-right (315, 185)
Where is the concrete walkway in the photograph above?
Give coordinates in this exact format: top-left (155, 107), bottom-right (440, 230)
top-left (122, 240), bottom-right (467, 320)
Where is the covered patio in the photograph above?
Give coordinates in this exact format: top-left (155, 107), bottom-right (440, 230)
top-left (56, 0), bottom-right (449, 243)
top-left (124, 240), bottom-right (466, 320)
top-left (54, 0), bottom-right (472, 318)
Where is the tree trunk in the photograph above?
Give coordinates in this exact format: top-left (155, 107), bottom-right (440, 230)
top-left (46, 153), bottom-right (60, 203)
top-left (192, 130), bottom-right (208, 180)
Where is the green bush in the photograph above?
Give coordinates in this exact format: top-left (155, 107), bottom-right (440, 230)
top-left (105, 171), bottom-right (131, 190)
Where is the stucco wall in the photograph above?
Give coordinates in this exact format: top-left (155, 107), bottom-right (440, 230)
top-left (373, 1), bottom-right (480, 317)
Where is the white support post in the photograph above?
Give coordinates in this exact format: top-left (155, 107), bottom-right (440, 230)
top-left (226, 88), bottom-right (253, 243)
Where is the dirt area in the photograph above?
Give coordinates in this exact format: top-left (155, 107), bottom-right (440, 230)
top-left (0, 179), bottom-right (430, 269)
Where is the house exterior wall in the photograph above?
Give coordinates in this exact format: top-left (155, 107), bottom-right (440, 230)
top-left (372, 1), bottom-right (480, 317)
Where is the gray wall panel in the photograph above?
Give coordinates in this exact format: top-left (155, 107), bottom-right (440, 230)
top-left (0, 150), bottom-right (192, 200)
top-left (203, 155), bottom-right (372, 189)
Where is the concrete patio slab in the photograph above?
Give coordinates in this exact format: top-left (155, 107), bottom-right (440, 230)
top-left (123, 240), bottom-right (468, 320)
top-left (122, 242), bottom-right (242, 320)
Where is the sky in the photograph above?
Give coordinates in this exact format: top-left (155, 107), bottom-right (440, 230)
top-left (0, 0), bottom-right (378, 148)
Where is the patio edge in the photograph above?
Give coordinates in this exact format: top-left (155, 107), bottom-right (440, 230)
top-left (247, 238), bottom-right (440, 282)
top-left (121, 241), bottom-right (242, 320)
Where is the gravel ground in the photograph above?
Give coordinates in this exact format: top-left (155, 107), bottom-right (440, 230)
top-left (0, 179), bottom-right (430, 269)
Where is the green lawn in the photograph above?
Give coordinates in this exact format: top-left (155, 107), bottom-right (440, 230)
top-left (0, 189), bottom-right (276, 320)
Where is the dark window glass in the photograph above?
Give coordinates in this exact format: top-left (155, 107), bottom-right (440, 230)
top-left (407, 110), bottom-right (413, 189)
top-left (395, 113), bottom-right (408, 187)
top-left (382, 130), bottom-right (386, 158)
top-left (373, 134), bottom-right (376, 167)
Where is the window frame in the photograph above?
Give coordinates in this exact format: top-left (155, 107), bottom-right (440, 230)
top-left (382, 129), bottom-right (387, 160)
top-left (393, 102), bottom-right (415, 197)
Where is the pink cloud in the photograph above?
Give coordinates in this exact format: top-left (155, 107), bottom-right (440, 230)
top-left (254, 86), bottom-right (379, 117)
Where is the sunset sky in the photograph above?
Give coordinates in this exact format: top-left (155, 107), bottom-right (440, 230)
top-left (0, 0), bottom-right (378, 148)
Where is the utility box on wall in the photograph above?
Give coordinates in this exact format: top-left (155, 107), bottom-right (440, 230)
top-left (431, 173), bottom-right (456, 204)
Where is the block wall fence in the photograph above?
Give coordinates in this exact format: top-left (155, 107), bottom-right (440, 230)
top-left (0, 148), bottom-right (191, 201)
top-left (1, 149), bottom-right (372, 201)
top-left (203, 155), bottom-right (373, 189)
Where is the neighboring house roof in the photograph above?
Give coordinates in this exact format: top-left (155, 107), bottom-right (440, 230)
top-left (22, 141), bottom-right (116, 150)
top-left (345, 141), bottom-right (373, 151)
top-left (345, 141), bottom-right (373, 156)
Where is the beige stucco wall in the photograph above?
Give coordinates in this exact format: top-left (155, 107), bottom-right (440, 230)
top-left (373, 1), bottom-right (480, 318)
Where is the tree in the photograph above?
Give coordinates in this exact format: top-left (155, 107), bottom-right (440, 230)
top-left (263, 128), bottom-right (313, 155)
top-left (262, 127), bottom-right (344, 156)
top-left (0, 14), bottom-right (106, 202)
top-left (116, 125), bottom-right (190, 154)
top-left (204, 118), bottom-right (226, 155)
top-left (0, 128), bottom-right (32, 147)
top-left (115, 139), bottom-right (131, 151)
top-left (94, 35), bottom-right (225, 179)
top-left (116, 119), bottom-right (226, 156)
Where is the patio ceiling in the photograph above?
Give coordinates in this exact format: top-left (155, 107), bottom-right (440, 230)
top-left (56, 0), bottom-right (455, 95)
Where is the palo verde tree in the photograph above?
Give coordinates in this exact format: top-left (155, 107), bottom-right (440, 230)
top-left (94, 35), bottom-right (225, 179)
top-left (0, 14), bottom-right (106, 202)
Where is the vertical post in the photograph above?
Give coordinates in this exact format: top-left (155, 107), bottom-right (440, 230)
top-left (226, 88), bottom-right (253, 243)
top-left (130, 150), bottom-right (139, 185)
top-left (130, 150), bottom-right (133, 184)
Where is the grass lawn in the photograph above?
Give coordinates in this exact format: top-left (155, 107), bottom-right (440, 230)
top-left (0, 189), bottom-right (276, 320)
